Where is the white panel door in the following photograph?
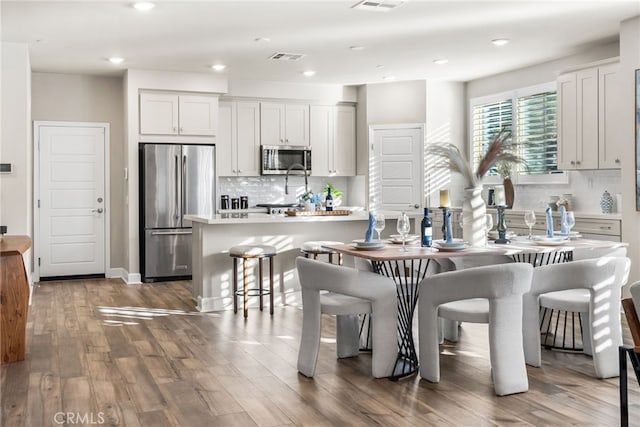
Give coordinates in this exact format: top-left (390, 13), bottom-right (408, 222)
top-left (370, 126), bottom-right (423, 213)
top-left (38, 125), bottom-right (106, 277)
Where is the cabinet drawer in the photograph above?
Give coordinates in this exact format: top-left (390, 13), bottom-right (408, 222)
top-left (574, 218), bottom-right (620, 235)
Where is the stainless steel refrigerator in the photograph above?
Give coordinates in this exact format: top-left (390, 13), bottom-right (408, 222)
top-left (140, 143), bottom-right (216, 282)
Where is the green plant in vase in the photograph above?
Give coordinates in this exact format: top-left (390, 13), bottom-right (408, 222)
top-left (325, 183), bottom-right (343, 207)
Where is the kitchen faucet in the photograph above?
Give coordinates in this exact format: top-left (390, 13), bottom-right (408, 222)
top-left (285, 163), bottom-right (308, 196)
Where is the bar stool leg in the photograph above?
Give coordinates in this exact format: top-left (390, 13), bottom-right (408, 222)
top-left (329, 253), bottom-right (334, 264)
top-left (304, 253), bottom-right (309, 258)
top-left (243, 258), bottom-right (249, 318)
top-left (259, 257), bottom-right (264, 311)
top-left (338, 253), bottom-right (343, 265)
top-left (269, 255), bottom-right (274, 315)
top-left (233, 257), bottom-right (238, 314)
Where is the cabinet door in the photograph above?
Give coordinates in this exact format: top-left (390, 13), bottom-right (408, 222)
top-left (576, 68), bottom-right (599, 169)
top-left (235, 101), bottom-right (261, 176)
top-left (557, 73), bottom-right (577, 170)
top-left (140, 93), bottom-right (179, 135)
top-left (334, 106), bottom-right (356, 176)
top-left (598, 63), bottom-right (621, 169)
top-left (284, 104), bottom-right (310, 146)
top-left (310, 105), bottom-right (332, 176)
top-left (260, 102), bottom-right (285, 145)
top-left (178, 95), bottom-right (217, 136)
top-left (216, 102), bottom-right (234, 176)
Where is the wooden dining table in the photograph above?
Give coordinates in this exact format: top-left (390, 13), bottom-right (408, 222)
top-left (322, 238), bottom-right (628, 380)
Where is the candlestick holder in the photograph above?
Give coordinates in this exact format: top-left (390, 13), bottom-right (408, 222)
top-left (440, 207), bottom-right (449, 240)
top-left (495, 205), bottom-right (510, 244)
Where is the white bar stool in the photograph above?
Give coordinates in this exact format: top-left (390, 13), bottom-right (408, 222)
top-left (229, 245), bottom-right (277, 318)
top-left (300, 241), bottom-right (344, 265)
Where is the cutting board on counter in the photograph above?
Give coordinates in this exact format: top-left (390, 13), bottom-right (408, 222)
top-left (285, 210), bottom-right (351, 216)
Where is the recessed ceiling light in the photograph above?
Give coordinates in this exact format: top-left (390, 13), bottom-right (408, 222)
top-left (108, 57), bottom-right (124, 64)
top-left (350, 46), bottom-right (365, 51)
top-left (433, 59), bottom-right (448, 65)
top-left (382, 75), bottom-right (396, 81)
top-left (133, 2), bottom-right (155, 12)
top-left (211, 64), bottom-right (226, 72)
top-left (491, 38), bottom-right (510, 46)
top-left (352, 0), bottom-right (405, 12)
top-left (302, 70), bottom-right (316, 77)
top-left (254, 37), bottom-right (271, 43)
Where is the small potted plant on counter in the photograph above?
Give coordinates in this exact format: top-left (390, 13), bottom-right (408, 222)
top-left (324, 183), bottom-right (343, 207)
top-left (301, 191), bottom-right (316, 212)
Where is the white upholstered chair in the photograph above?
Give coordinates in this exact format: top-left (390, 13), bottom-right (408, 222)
top-left (537, 246), bottom-right (627, 354)
top-left (295, 257), bottom-right (398, 378)
top-left (418, 263), bottom-right (534, 396)
top-left (523, 256), bottom-right (631, 378)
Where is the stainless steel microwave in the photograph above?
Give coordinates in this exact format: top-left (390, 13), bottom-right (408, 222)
top-left (260, 145), bottom-right (312, 175)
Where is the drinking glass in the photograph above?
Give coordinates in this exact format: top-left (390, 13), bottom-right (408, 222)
top-left (396, 212), bottom-right (410, 252)
top-left (524, 210), bottom-right (536, 239)
top-left (564, 211), bottom-right (576, 234)
top-left (373, 212), bottom-right (386, 241)
top-left (485, 214), bottom-right (494, 247)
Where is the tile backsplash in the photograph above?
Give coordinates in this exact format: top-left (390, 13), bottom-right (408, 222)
top-left (507, 169), bottom-right (622, 213)
top-left (218, 176), bottom-right (351, 208)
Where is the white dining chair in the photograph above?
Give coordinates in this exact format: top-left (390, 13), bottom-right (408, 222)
top-left (537, 246), bottom-right (627, 354)
top-left (418, 263), bottom-right (534, 396)
top-left (523, 256), bottom-right (631, 378)
top-left (295, 257), bottom-right (398, 378)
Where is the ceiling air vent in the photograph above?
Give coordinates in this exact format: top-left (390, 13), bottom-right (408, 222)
top-left (269, 52), bottom-right (306, 61)
top-left (351, 0), bottom-right (405, 12)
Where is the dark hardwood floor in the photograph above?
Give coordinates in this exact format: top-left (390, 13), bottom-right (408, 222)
top-left (2, 278), bottom-right (639, 426)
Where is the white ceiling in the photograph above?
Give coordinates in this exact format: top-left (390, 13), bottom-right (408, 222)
top-left (2, 1), bottom-right (639, 85)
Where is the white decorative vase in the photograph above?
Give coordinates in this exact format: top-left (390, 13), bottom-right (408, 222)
top-left (462, 186), bottom-right (487, 248)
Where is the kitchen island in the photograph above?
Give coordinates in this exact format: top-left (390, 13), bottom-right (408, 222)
top-left (186, 211), bottom-right (400, 312)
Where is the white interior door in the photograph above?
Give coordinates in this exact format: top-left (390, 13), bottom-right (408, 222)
top-left (370, 125), bottom-right (423, 213)
top-left (36, 123), bottom-right (107, 278)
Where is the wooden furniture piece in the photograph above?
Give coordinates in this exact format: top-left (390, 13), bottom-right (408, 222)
top-left (1, 235), bottom-right (31, 364)
top-left (323, 238), bottom-right (628, 380)
top-left (229, 245), bottom-right (276, 318)
top-left (620, 281), bottom-right (640, 427)
top-left (300, 240), bottom-right (344, 265)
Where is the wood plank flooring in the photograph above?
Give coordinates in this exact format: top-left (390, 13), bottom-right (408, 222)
top-left (2, 278), bottom-right (639, 426)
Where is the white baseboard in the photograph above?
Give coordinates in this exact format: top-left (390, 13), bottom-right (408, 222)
top-left (107, 268), bottom-right (141, 284)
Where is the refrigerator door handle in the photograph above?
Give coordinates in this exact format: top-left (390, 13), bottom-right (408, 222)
top-left (183, 154), bottom-right (187, 221)
top-left (174, 155), bottom-right (180, 220)
top-left (150, 230), bottom-right (192, 236)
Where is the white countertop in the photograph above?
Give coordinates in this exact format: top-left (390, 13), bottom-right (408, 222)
top-left (186, 211), bottom-right (374, 225)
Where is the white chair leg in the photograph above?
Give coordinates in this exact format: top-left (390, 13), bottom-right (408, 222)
top-left (336, 314), bottom-right (360, 358)
top-left (297, 292), bottom-right (322, 377)
top-left (580, 311), bottom-right (593, 356)
top-left (418, 307), bottom-right (442, 383)
top-left (442, 318), bottom-right (460, 342)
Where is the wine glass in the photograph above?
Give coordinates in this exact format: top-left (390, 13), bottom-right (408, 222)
top-left (485, 214), bottom-right (494, 247)
top-left (524, 210), bottom-right (536, 239)
top-left (373, 212), bottom-right (386, 241)
top-left (564, 211), bottom-right (576, 235)
top-left (396, 212), bottom-right (411, 252)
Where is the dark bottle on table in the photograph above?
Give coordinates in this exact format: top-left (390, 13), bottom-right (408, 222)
top-left (325, 187), bottom-right (334, 211)
top-left (421, 207), bottom-right (433, 247)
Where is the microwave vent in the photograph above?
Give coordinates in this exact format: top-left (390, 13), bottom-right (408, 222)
top-left (269, 52), bottom-right (306, 61)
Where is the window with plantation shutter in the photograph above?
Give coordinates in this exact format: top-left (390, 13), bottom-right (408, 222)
top-left (516, 91), bottom-right (558, 176)
top-left (470, 82), bottom-right (566, 184)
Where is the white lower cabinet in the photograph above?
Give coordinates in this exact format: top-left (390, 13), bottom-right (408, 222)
top-left (217, 101), bottom-right (260, 176)
top-left (310, 105), bottom-right (355, 176)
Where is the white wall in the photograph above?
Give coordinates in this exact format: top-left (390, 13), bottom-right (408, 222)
top-left (619, 16), bottom-right (640, 289)
top-left (425, 80), bottom-right (466, 207)
top-left (31, 73), bottom-right (126, 270)
top-left (0, 42), bottom-right (32, 237)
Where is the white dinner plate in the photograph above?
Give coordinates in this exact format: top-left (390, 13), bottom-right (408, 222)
top-left (351, 242), bottom-right (386, 250)
top-left (433, 243), bottom-right (468, 252)
top-left (352, 239), bottom-right (384, 247)
top-left (389, 238), bottom-right (420, 245)
top-left (532, 236), bottom-right (569, 246)
top-left (433, 239), bottom-right (467, 250)
top-left (389, 234), bottom-right (419, 241)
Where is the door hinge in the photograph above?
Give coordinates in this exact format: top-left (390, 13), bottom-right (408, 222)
top-left (38, 257), bottom-right (41, 266)
top-left (37, 199), bottom-right (40, 208)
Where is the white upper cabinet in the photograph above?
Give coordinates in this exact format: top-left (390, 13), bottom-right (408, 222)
top-left (140, 92), bottom-right (218, 136)
top-left (260, 102), bottom-right (309, 146)
top-left (310, 105), bottom-right (356, 176)
top-left (598, 62), bottom-right (621, 169)
top-left (557, 59), bottom-right (620, 170)
top-left (217, 101), bottom-right (260, 176)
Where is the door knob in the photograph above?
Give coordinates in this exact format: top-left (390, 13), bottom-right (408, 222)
top-left (92, 208), bottom-right (104, 214)
top-left (410, 204), bottom-right (419, 209)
